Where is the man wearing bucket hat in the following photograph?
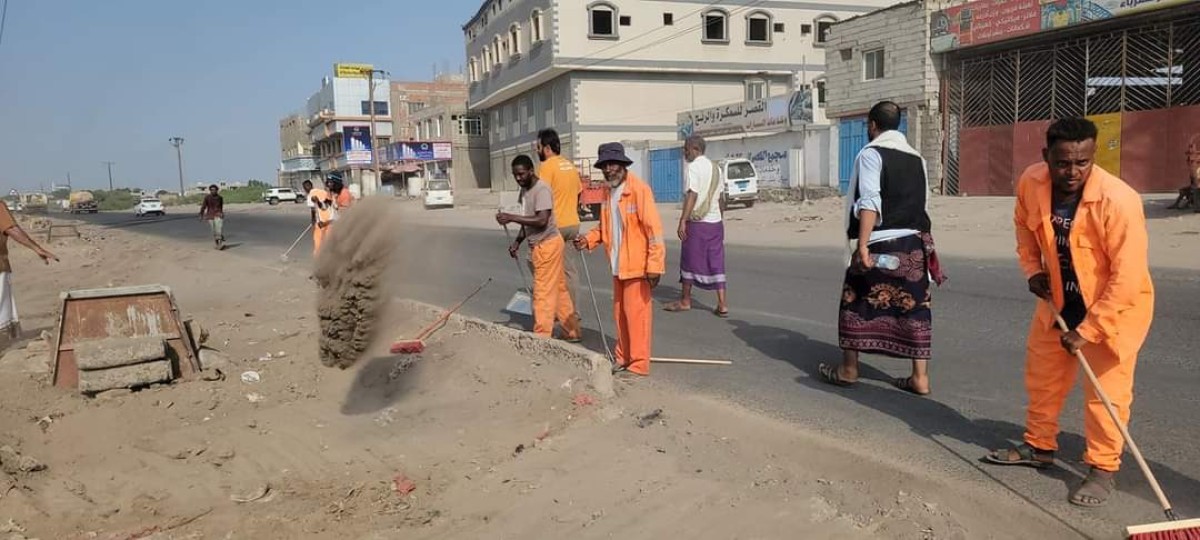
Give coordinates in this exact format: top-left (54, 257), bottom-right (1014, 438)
top-left (574, 142), bottom-right (666, 376)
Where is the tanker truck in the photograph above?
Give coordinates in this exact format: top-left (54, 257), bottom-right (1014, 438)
top-left (67, 191), bottom-right (98, 214)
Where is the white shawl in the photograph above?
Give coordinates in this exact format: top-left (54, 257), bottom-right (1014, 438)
top-left (841, 130), bottom-right (927, 261)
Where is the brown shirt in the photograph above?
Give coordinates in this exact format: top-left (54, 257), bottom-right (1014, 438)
top-left (521, 180), bottom-right (557, 246)
top-left (201, 194), bottom-right (224, 220)
top-left (0, 203), bottom-right (17, 273)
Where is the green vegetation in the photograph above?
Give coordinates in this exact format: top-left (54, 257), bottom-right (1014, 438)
top-left (92, 189), bottom-right (141, 211)
top-left (80, 180), bottom-right (273, 211)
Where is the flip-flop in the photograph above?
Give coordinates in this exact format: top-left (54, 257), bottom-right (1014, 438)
top-left (817, 363), bottom-right (855, 387)
top-left (663, 302), bottom-right (691, 312)
top-left (892, 376), bottom-right (931, 396)
top-left (713, 307), bottom-right (729, 318)
top-left (982, 443), bottom-right (1055, 469)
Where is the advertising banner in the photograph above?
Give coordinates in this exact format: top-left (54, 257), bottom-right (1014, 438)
top-left (386, 141), bottom-right (453, 162)
top-left (677, 91), bottom-right (810, 139)
top-left (343, 126), bottom-right (373, 164)
top-left (334, 63), bottom-right (374, 79)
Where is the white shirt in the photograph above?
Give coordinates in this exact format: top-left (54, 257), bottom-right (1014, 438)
top-left (686, 155), bottom-right (724, 223)
top-left (609, 183), bottom-right (626, 276)
top-left (851, 147), bottom-right (922, 245)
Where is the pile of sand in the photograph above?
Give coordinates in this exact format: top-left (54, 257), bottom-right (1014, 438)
top-left (314, 197), bottom-right (404, 369)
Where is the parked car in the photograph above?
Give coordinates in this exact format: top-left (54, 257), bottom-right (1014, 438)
top-left (423, 179), bottom-right (454, 209)
top-left (720, 158), bottom-right (759, 208)
top-left (263, 187), bottom-right (301, 205)
top-left (134, 198), bottom-right (165, 217)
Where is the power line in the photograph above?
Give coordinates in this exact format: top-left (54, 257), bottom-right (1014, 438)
top-left (567, 0), bottom-right (726, 65)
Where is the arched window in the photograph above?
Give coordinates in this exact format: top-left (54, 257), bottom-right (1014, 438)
top-left (588, 2), bottom-right (618, 39)
top-left (814, 15), bottom-right (839, 44)
top-left (469, 58), bottom-right (478, 82)
top-left (509, 24), bottom-right (521, 56)
top-left (483, 45), bottom-right (492, 72)
top-left (746, 10), bottom-right (773, 44)
top-left (702, 9), bottom-right (729, 43)
top-left (531, 9), bottom-right (544, 42)
top-left (493, 35), bottom-right (502, 64)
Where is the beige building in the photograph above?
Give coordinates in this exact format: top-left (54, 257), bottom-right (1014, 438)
top-left (277, 114), bottom-right (321, 189)
top-left (406, 101), bottom-right (492, 189)
top-left (390, 74), bottom-right (472, 142)
top-left (462, 0), bottom-right (895, 190)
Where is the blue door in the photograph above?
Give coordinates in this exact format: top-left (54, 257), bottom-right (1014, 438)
top-left (648, 147), bottom-right (684, 203)
top-left (837, 111), bottom-right (909, 194)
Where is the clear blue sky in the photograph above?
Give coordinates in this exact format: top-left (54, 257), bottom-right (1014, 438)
top-left (0, 0), bottom-right (479, 192)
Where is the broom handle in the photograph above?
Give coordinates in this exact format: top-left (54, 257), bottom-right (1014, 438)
top-left (503, 225), bottom-right (532, 292)
top-left (416, 278), bottom-right (492, 341)
top-left (578, 247), bottom-right (616, 367)
top-left (1050, 307), bottom-right (1174, 517)
top-left (283, 224), bottom-right (313, 258)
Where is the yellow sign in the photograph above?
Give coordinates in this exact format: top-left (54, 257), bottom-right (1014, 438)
top-left (334, 63), bottom-right (374, 79)
top-left (1087, 112), bottom-right (1122, 177)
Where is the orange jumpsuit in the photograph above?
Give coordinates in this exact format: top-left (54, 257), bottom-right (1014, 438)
top-left (309, 188), bottom-right (334, 255)
top-left (530, 234), bottom-right (580, 339)
top-left (581, 173), bottom-right (665, 375)
top-left (1014, 163), bottom-right (1154, 472)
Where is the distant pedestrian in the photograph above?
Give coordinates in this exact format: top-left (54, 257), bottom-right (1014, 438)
top-left (302, 180), bottom-right (316, 227)
top-left (497, 155), bottom-right (581, 342)
top-left (664, 135), bottom-right (728, 317)
top-left (199, 184), bottom-right (225, 249)
top-left (984, 118), bottom-right (1154, 508)
top-left (536, 129), bottom-right (583, 308)
top-left (1167, 134), bottom-right (1199, 211)
top-left (0, 198), bottom-right (58, 350)
top-left (819, 101), bottom-right (946, 395)
top-left (574, 143), bottom-right (666, 376)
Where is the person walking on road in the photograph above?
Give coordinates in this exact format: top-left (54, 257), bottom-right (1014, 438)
top-left (199, 184), bottom-right (225, 250)
top-left (574, 143), bottom-right (666, 376)
top-left (308, 174), bottom-right (345, 256)
top-left (536, 129), bottom-right (583, 308)
top-left (302, 180), bottom-right (317, 228)
top-left (497, 155), bottom-right (582, 342)
top-left (664, 135), bottom-right (728, 317)
top-left (819, 101), bottom-right (946, 395)
top-left (0, 200), bottom-right (58, 350)
top-left (984, 118), bottom-right (1154, 509)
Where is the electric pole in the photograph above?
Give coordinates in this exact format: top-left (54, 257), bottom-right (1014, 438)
top-left (169, 137), bottom-right (185, 196)
top-left (364, 67), bottom-right (387, 197)
top-left (102, 161), bottom-right (115, 190)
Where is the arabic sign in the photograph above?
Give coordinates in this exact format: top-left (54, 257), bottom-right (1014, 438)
top-left (334, 63), bottom-right (374, 79)
top-left (677, 90), bottom-right (811, 139)
top-left (931, 0), bottom-right (1194, 52)
top-left (343, 126), bottom-right (373, 164)
top-left (384, 141), bottom-right (453, 162)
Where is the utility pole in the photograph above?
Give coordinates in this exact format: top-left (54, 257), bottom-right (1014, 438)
top-left (364, 68), bottom-right (387, 197)
top-left (102, 161), bottom-right (115, 190)
top-left (168, 137), bottom-right (185, 196)
top-left (66, 172), bottom-right (72, 191)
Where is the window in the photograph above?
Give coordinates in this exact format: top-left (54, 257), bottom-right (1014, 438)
top-left (863, 49), bottom-right (885, 80)
top-left (815, 17), bottom-right (837, 44)
top-left (620, 15), bottom-right (631, 26)
top-left (801, 23), bottom-right (812, 35)
top-left (774, 22), bottom-right (785, 33)
top-left (747, 11), bottom-right (772, 43)
top-left (816, 81), bottom-right (827, 105)
top-left (469, 58), bottom-right (478, 82)
top-left (460, 116), bottom-right (483, 136)
top-left (703, 10), bottom-right (728, 42)
top-left (494, 35), bottom-right (503, 63)
top-left (408, 102), bottom-right (427, 114)
top-left (589, 3), bottom-right (617, 38)
top-left (360, 101), bottom-right (389, 116)
top-left (531, 10), bottom-right (543, 42)
top-left (663, 13), bottom-right (674, 25)
top-left (482, 46), bottom-right (491, 71)
top-left (509, 24), bottom-right (521, 56)
top-left (745, 79), bottom-right (766, 101)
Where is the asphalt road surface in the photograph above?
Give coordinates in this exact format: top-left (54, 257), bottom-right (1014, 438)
top-left (73, 207), bottom-right (1198, 538)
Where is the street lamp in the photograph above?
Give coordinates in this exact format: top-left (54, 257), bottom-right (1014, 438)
top-left (168, 137), bottom-right (185, 196)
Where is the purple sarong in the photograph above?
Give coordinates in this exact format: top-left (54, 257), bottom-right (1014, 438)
top-left (679, 221), bottom-right (726, 290)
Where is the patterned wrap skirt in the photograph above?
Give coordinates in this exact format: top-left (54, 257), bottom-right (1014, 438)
top-left (838, 234), bottom-right (935, 360)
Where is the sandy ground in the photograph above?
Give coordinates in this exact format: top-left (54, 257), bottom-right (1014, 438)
top-left (392, 188), bottom-right (1200, 270)
top-left (0, 211), bottom-right (1100, 539)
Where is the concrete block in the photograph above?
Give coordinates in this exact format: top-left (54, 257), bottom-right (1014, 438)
top-left (75, 336), bottom-right (167, 370)
top-left (78, 360), bottom-right (172, 394)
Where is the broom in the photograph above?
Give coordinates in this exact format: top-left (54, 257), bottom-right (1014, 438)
top-left (390, 278), bottom-right (491, 354)
top-left (1049, 306), bottom-right (1199, 539)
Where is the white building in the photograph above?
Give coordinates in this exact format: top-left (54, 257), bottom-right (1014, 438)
top-left (306, 64), bottom-right (394, 196)
top-left (462, 0), bottom-right (895, 193)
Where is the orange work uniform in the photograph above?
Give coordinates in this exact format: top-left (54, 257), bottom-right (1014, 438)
top-left (540, 155), bottom-right (583, 307)
top-left (309, 188), bottom-right (334, 255)
top-left (581, 172), bottom-right (665, 375)
top-left (1014, 163), bottom-right (1154, 472)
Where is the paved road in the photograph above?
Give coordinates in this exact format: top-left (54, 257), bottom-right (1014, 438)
top-left (74, 207), bottom-right (1198, 538)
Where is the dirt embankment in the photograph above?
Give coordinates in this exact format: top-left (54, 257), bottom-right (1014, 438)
top-left (0, 211), bottom-right (1075, 539)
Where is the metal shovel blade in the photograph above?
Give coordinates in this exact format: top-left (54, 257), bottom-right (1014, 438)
top-left (504, 289), bottom-right (533, 316)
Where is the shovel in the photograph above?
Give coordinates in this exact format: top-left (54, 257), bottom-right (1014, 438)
top-left (502, 225), bottom-right (533, 316)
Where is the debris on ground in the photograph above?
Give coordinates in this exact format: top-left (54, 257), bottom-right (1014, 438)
top-left (637, 408), bottom-right (664, 428)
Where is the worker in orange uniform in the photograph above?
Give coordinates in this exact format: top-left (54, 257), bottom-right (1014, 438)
top-left (307, 176), bottom-right (335, 256)
top-left (497, 155), bottom-right (581, 342)
top-left (574, 143), bottom-right (665, 376)
top-left (536, 128), bottom-right (583, 308)
top-left (984, 118), bottom-right (1154, 509)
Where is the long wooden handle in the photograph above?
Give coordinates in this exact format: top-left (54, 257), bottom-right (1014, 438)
top-left (416, 278), bottom-right (492, 341)
top-left (1049, 307), bottom-right (1174, 515)
top-left (651, 357), bottom-right (732, 366)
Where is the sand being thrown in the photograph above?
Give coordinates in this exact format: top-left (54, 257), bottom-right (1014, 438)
top-left (314, 196), bottom-right (403, 369)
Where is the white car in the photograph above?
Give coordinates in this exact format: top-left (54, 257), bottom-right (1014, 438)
top-left (720, 158), bottom-right (759, 208)
top-left (263, 187), bottom-right (301, 205)
top-left (134, 198), bottom-right (165, 217)
top-left (424, 179), bottom-right (454, 209)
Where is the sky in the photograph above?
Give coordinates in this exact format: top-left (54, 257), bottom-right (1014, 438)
top-left (0, 0), bottom-right (481, 193)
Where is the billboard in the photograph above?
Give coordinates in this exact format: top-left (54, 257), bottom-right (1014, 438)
top-left (931, 0), bottom-right (1194, 52)
top-left (334, 63), bottom-right (374, 79)
top-left (343, 126), bottom-right (373, 164)
top-left (677, 90), bottom-right (811, 139)
top-left (386, 141), bottom-right (452, 162)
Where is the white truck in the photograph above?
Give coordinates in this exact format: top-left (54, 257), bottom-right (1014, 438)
top-left (262, 187), bottom-right (301, 205)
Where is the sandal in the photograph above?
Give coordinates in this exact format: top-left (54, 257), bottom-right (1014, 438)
top-left (663, 302), bottom-right (691, 312)
top-left (892, 376), bottom-right (931, 396)
top-left (1070, 468), bottom-right (1116, 507)
top-left (982, 443), bottom-right (1055, 469)
top-left (713, 307), bottom-right (729, 318)
top-left (818, 363), bottom-right (856, 387)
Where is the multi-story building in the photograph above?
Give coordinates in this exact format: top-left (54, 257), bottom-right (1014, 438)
top-left (407, 101), bottom-right (492, 189)
top-left (306, 63), bottom-right (393, 197)
top-left (461, 0), bottom-right (895, 191)
top-left (277, 114), bottom-right (321, 189)
top-left (391, 74), bottom-right (471, 142)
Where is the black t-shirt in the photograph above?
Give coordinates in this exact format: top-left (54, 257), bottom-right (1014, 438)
top-left (1051, 193), bottom-right (1087, 329)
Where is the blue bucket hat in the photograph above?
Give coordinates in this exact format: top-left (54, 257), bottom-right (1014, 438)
top-left (594, 142), bottom-right (634, 168)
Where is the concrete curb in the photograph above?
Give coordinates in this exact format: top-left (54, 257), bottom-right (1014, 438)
top-left (393, 299), bottom-right (615, 398)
